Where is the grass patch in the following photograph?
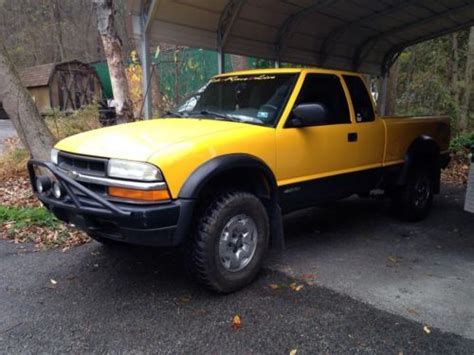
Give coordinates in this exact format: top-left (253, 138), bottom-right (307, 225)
top-left (0, 206), bottom-right (60, 230)
top-left (0, 205), bottom-right (89, 250)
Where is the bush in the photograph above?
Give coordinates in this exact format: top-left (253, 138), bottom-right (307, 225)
top-left (0, 104), bottom-right (101, 177)
top-left (0, 139), bottom-right (29, 177)
top-left (46, 104), bottom-right (101, 140)
top-left (450, 131), bottom-right (474, 153)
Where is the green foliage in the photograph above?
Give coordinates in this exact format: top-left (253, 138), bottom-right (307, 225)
top-left (450, 132), bottom-right (474, 152)
top-left (395, 29), bottom-right (473, 133)
top-left (0, 206), bottom-right (59, 230)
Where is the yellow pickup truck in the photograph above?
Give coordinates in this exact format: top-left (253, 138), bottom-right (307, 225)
top-left (29, 68), bottom-right (450, 292)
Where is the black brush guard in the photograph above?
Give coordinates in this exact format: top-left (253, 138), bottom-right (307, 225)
top-left (28, 159), bottom-right (131, 217)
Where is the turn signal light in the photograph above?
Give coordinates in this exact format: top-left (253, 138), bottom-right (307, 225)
top-left (108, 187), bottom-right (170, 202)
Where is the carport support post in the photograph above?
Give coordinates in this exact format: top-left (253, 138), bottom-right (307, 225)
top-left (378, 74), bottom-right (388, 116)
top-left (140, 29), bottom-right (152, 120)
top-left (217, 48), bottom-right (225, 74)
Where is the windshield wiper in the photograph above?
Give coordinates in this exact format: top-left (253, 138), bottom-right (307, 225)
top-left (163, 110), bottom-right (185, 118)
top-left (192, 110), bottom-right (241, 122)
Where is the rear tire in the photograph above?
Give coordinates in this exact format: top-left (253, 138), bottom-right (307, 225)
top-left (391, 166), bottom-right (435, 222)
top-left (189, 191), bottom-right (269, 293)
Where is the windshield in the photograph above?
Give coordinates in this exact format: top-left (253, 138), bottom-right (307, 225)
top-left (175, 73), bottom-right (297, 126)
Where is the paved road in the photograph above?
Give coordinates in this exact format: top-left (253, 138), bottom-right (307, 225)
top-left (1, 186), bottom-right (473, 353)
top-left (0, 119), bottom-right (17, 154)
top-left (271, 185), bottom-right (474, 340)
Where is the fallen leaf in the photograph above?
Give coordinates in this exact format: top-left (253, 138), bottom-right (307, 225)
top-left (289, 282), bottom-right (304, 291)
top-left (388, 256), bottom-right (398, 263)
top-left (50, 279), bottom-right (57, 285)
top-left (289, 350), bottom-right (297, 355)
top-left (269, 284), bottom-right (282, 290)
top-left (178, 295), bottom-right (192, 304)
top-left (232, 314), bottom-right (241, 330)
top-left (423, 325), bottom-right (431, 334)
top-left (407, 308), bottom-right (419, 316)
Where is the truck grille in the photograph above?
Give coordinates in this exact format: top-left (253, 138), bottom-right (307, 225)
top-left (58, 152), bottom-right (107, 177)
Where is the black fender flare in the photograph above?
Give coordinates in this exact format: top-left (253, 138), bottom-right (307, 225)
top-left (398, 135), bottom-right (441, 190)
top-left (178, 154), bottom-right (278, 200)
top-left (178, 154), bottom-right (285, 249)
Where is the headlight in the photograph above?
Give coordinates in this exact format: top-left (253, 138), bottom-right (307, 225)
top-left (51, 148), bottom-right (59, 164)
top-left (107, 159), bottom-right (163, 181)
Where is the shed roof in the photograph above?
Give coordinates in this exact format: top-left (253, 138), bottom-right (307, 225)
top-left (19, 60), bottom-right (94, 88)
top-left (127, 0), bottom-right (474, 75)
top-left (20, 63), bottom-right (56, 88)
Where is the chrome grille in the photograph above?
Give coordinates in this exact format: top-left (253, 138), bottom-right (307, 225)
top-left (57, 152), bottom-right (107, 177)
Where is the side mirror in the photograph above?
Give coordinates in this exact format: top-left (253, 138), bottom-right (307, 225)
top-left (289, 103), bottom-right (328, 127)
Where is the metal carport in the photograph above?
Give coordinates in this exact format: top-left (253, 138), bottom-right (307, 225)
top-left (125, 0), bottom-right (474, 119)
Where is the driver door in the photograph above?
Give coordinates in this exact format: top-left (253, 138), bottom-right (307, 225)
top-left (276, 72), bottom-right (359, 212)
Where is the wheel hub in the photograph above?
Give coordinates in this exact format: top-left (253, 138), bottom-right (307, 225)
top-left (219, 214), bottom-right (258, 272)
top-left (413, 177), bottom-right (431, 207)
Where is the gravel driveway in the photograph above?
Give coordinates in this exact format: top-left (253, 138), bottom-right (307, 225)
top-left (1, 185), bottom-right (473, 353)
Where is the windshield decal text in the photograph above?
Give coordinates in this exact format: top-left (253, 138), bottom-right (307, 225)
top-left (210, 74), bottom-right (276, 83)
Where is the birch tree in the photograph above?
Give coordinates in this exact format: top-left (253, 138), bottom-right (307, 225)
top-left (94, 0), bottom-right (134, 123)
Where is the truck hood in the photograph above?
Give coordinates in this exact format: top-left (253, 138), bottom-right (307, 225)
top-left (55, 118), bottom-right (246, 161)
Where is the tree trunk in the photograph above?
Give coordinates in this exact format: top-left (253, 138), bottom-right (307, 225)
top-left (230, 55), bottom-right (249, 71)
top-left (94, 0), bottom-right (134, 123)
top-left (51, 0), bottom-right (65, 62)
top-left (151, 64), bottom-right (162, 116)
top-left (0, 37), bottom-right (55, 160)
top-left (451, 32), bottom-right (460, 106)
top-left (385, 58), bottom-right (400, 116)
top-left (460, 27), bottom-right (474, 133)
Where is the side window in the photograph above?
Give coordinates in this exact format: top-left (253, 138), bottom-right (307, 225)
top-left (343, 75), bottom-right (375, 123)
top-left (292, 74), bottom-right (350, 125)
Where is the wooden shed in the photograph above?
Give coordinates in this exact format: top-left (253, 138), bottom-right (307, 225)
top-left (19, 60), bottom-right (103, 114)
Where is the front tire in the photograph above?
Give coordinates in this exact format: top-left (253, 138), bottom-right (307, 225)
top-left (392, 166), bottom-right (435, 222)
top-left (190, 191), bottom-right (269, 293)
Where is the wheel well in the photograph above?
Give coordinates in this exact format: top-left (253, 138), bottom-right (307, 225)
top-left (399, 136), bottom-right (441, 192)
top-left (196, 167), bottom-right (274, 208)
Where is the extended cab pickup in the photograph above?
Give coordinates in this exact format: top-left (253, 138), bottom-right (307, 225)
top-left (29, 68), bottom-right (450, 292)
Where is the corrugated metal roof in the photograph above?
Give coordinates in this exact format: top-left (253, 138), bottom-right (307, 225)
top-left (127, 0), bottom-right (474, 75)
top-left (19, 63), bottom-right (56, 88)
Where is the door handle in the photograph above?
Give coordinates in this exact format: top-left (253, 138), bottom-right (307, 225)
top-left (348, 132), bottom-right (358, 142)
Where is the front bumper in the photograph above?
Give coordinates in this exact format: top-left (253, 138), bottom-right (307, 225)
top-left (28, 160), bottom-right (195, 247)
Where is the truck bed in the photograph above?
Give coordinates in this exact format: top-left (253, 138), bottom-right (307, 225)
top-left (381, 115), bottom-right (450, 166)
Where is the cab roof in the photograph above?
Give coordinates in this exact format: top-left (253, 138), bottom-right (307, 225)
top-left (214, 67), bottom-right (364, 78)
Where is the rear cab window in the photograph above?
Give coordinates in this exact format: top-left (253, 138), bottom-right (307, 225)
top-left (343, 75), bottom-right (375, 123)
